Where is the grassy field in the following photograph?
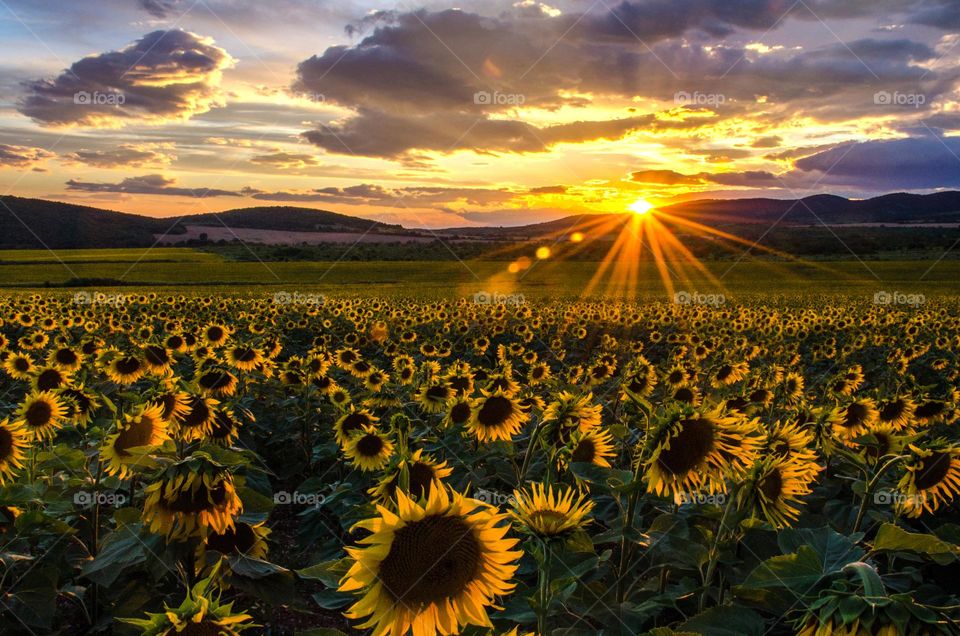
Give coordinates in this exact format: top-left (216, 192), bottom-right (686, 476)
top-left (0, 247), bottom-right (958, 298)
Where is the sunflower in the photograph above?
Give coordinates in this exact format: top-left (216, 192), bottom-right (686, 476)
top-left (15, 390), bottom-right (68, 441)
top-left (711, 361), bottom-right (749, 388)
top-left (0, 419), bottom-right (29, 485)
top-left (334, 408), bottom-right (379, 447)
top-left (830, 399), bottom-right (879, 442)
top-left (142, 456), bottom-right (243, 541)
top-left (738, 456), bottom-right (820, 528)
top-left (442, 397), bottom-right (474, 430)
top-left (3, 352), bottom-right (34, 380)
top-left (60, 386), bottom-right (100, 426)
top-left (344, 425), bottom-right (395, 472)
top-left (877, 397), bottom-right (915, 430)
top-left (47, 346), bottom-right (83, 372)
top-left (370, 449), bottom-right (453, 504)
top-left (416, 381), bottom-right (454, 414)
top-left (203, 323), bottom-right (232, 346)
top-left (31, 366), bottom-right (72, 391)
top-left (225, 345), bottom-right (264, 371)
top-left (763, 420), bottom-right (819, 469)
top-left (641, 408), bottom-right (760, 503)
top-left (467, 390), bottom-right (528, 443)
top-left (209, 407), bottom-right (244, 446)
top-left (858, 423), bottom-right (906, 465)
top-left (542, 391), bottom-right (602, 443)
top-left (621, 363), bottom-right (657, 401)
top-left (526, 362), bottom-right (551, 385)
top-left (101, 404), bottom-right (170, 479)
top-left (174, 395), bottom-right (219, 441)
top-left (154, 386), bottom-right (191, 423)
top-left (340, 486), bottom-right (521, 636)
top-left (197, 368), bottom-right (239, 397)
top-left (563, 427), bottom-right (616, 469)
top-left (781, 371), bottom-right (805, 404)
top-left (896, 444), bottom-right (960, 517)
top-left (201, 520), bottom-right (270, 561)
top-left (105, 355), bottom-right (145, 385)
top-left (121, 566), bottom-right (255, 635)
top-left (510, 482), bottom-right (593, 537)
top-left (142, 344), bottom-right (174, 376)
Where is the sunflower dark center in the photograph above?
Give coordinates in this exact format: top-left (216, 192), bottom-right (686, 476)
top-left (657, 418), bottom-right (715, 476)
top-left (340, 413), bottom-right (370, 436)
top-left (668, 371), bottom-right (684, 384)
top-left (477, 396), bottom-right (513, 427)
top-left (716, 365), bottom-right (733, 381)
top-left (915, 452), bottom-right (951, 490)
top-left (236, 348), bottom-right (257, 362)
top-left (199, 372), bottom-right (233, 391)
top-left (13, 358), bottom-right (29, 372)
top-left (673, 387), bottom-right (696, 403)
top-left (915, 401), bottom-right (945, 419)
top-left (206, 522), bottom-right (257, 555)
top-left (759, 468), bottom-right (783, 501)
top-left (425, 385), bottom-right (449, 400)
top-left (769, 439), bottom-right (790, 459)
top-left (177, 620), bottom-right (223, 636)
top-left (182, 398), bottom-right (211, 428)
top-left (25, 401), bottom-right (53, 427)
top-left (356, 434), bottom-right (384, 456)
top-left (206, 327), bottom-right (224, 341)
top-left (0, 427), bottom-right (13, 459)
top-left (842, 403), bottom-right (870, 427)
top-left (145, 346), bottom-right (169, 365)
top-left (378, 514), bottom-right (481, 608)
top-left (55, 349), bottom-right (78, 365)
top-left (36, 369), bottom-right (64, 390)
top-left (449, 402), bottom-right (472, 425)
top-left (449, 376), bottom-right (471, 392)
top-left (880, 401), bottom-right (906, 421)
top-left (115, 357), bottom-right (141, 375)
top-left (115, 419), bottom-right (157, 456)
top-left (572, 439), bottom-right (596, 463)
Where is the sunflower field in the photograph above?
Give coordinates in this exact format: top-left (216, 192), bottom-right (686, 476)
top-left (1, 292), bottom-right (960, 635)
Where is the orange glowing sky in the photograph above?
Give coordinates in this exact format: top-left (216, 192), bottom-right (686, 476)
top-left (1, 0), bottom-right (958, 227)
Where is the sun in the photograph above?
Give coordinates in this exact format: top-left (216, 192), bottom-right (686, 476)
top-left (629, 198), bottom-right (654, 216)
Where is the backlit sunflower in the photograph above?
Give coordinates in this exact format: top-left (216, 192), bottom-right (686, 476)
top-left (203, 323), bottom-right (232, 346)
top-left (201, 520), bottom-right (270, 561)
top-left (225, 345), bottom-right (264, 371)
top-left (711, 361), bottom-right (749, 388)
top-left (47, 346), bottom-right (83, 372)
top-left (142, 456), bottom-right (243, 541)
top-left (101, 404), bottom-right (169, 479)
top-left (340, 486), bottom-right (521, 636)
top-left (370, 449), bottom-right (453, 504)
top-left (16, 390), bottom-right (67, 441)
top-left (174, 395), bottom-right (219, 441)
top-left (830, 398), bottom-right (879, 442)
top-left (641, 408), bottom-right (760, 503)
top-left (896, 443), bottom-right (960, 517)
top-left (467, 390), bottom-right (528, 443)
top-left (442, 397), bottom-right (474, 429)
top-left (510, 482), bottom-right (593, 537)
top-left (334, 408), bottom-right (379, 447)
top-left (563, 427), bottom-right (616, 469)
top-left (542, 391), bottom-right (602, 443)
top-left (344, 425), bottom-right (394, 472)
top-left (0, 418), bottom-right (29, 485)
top-left (105, 355), bottom-right (145, 385)
top-left (197, 368), bottom-right (239, 397)
top-left (3, 352), bottom-right (34, 380)
top-left (416, 380), bottom-right (453, 413)
top-left (877, 396), bottom-right (915, 430)
top-left (60, 386), bottom-right (100, 426)
top-left (738, 455), bottom-right (820, 528)
top-left (31, 366), bottom-right (72, 391)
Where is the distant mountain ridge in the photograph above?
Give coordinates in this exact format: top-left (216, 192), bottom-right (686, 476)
top-left (1, 191), bottom-right (959, 249)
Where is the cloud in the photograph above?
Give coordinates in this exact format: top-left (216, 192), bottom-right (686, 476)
top-left (793, 136), bottom-right (960, 189)
top-left (62, 143), bottom-right (175, 168)
top-left (65, 174), bottom-right (242, 198)
top-left (631, 169), bottom-right (703, 185)
top-left (0, 144), bottom-right (54, 169)
top-left (250, 152), bottom-right (320, 169)
top-left (138, 0), bottom-right (182, 18)
top-left (631, 168), bottom-right (783, 187)
top-left (242, 183), bottom-right (516, 206)
top-left (527, 185), bottom-right (568, 194)
top-left (19, 30), bottom-right (233, 127)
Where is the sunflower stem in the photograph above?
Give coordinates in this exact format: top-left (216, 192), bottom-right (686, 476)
top-left (518, 417), bottom-right (545, 484)
top-left (852, 454), bottom-right (909, 534)
top-left (699, 485), bottom-right (740, 612)
top-left (536, 539), bottom-right (553, 635)
top-left (616, 485), bottom-right (641, 604)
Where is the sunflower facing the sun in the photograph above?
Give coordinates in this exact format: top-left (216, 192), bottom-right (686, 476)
top-left (340, 486), bottom-right (521, 636)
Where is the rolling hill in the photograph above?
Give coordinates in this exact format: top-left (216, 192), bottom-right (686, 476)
top-left (1, 191), bottom-right (959, 249)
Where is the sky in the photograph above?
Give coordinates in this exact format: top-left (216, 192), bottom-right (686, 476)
top-left (0, 0), bottom-right (958, 228)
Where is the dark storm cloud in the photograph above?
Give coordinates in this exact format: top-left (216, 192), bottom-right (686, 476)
top-left (631, 168), bottom-right (782, 186)
top-left (138, 0), bottom-right (182, 18)
top-left (19, 30), bottom-right (232, 127)
top-left (908, 0), bottom-right (960, 28)
top-left (793, 136), bottom-right (960, 189)
top-left (65, 174), bottom-right (241, 197)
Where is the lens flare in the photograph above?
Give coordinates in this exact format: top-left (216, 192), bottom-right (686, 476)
top-left (629, 198), bottom-right (654, 216)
